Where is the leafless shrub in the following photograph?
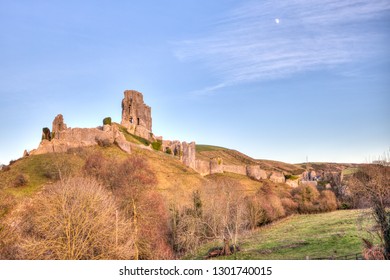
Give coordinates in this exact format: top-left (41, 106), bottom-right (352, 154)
top-left (17, 177), bottom-right (135, 260)
top-left (202, 179), bottom-right (246, 251)
top-left (169, 190), bottom-right (205, 255)
top-left (244, 183), bottom-right (287, 229)
top-left (83, 151), bottom-right (106, 179)
top-left (13, 174), bottom-right (29, 187)
top-left (362, 238), bottom-right (386, 260)
top-left (280, 197), bottom-right (299, 215)
top-left (84, 153), bottom-right (172, 259)
top-left (349, 164), bottom-right (390, 259)
top-left (133, 191), bottom-right (173, 260)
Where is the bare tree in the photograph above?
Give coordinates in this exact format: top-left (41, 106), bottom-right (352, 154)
top-left (84, 153), bottom-right (173, 259)
top-left (349, 163), bottom-right (390, 259)
top-left (202, 178), bottom-right (246, 255)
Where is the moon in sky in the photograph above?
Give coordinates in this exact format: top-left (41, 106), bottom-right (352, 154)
top-left (275, 18), bottom-right (280, 24)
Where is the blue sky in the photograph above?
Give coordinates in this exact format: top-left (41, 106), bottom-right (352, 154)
top-left (0, 0), bottom-right (389, 164)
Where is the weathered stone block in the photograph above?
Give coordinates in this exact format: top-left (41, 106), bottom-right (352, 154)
top-left (246, 165), bottom-right (267, 180)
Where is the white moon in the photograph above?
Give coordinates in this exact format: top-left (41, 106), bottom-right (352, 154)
top-left (275, 18), bottom-right (280, 24)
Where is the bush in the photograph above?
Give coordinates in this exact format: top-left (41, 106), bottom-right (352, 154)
top-left (95, 136), bottom-right (112, 147)
top-left (285, 174), bottom-right (299, 180)
top-left (103, 117), bottom-right (112, 126)
top-left (319, 190), bottom-right (338, 211)
top-left (165, 147), bottom-right (172, 154)
top-left (13, 174), bottom-right (29, 187)
top-left (83, 154), bottom-right (172, 259)
top-left (340, 202), bottom-right (351, 210)
top-left (281, 197), bottom-right (299, 215)
top-left (133, 134), bottom-right (151, 146)
top-left (244, 184), bottom-right (286, 228)
top-left (292, 184), bottom-right (321, 213)
top-left (18, 177), bottom-right (135, 259)
top-left (151, 140), bottom-right (162, 151)
top-left (42, 127), bottom-right (51, 141)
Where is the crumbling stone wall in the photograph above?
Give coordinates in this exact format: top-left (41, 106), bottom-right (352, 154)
top-left (246, 165), bottom-right (268, 180)
top-left (195, 160), bottom-right (211, 176)
top-left (31, 115), bottom-right (131, 155)
top-left (161, 140), bottom-right (182, 157)
top-left (210, 158), bottom-right (223, 174)
top-left (182, 142), bottom-right (196, 169)
top-left (52, 114), bottom-right (67, 139)
top-left (268, 171), bottom-right (285, 183)
top-left (121, 90), bottom-right (152, 140)
top-left (223, 165), bottom-right (246, 175)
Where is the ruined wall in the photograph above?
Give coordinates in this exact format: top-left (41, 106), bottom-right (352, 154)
top-left (182, 142), bottom-right (196, 170)
top-left (223, 165), bottom-right (247, 175)
top-left (210, 158), bottom-right (224, 174)
top-left (268, 171), bottom-right (286, 183)
top-left (32, 116), bottom-right (131, 155)
top-left (285, 179), bottom-right (299, 188)
top-left (52, 114), bottom-right (67, 138)
top-left (195, 160), bottom-right (211, 176)
top-left (300, 180), bottom-right (318, 188)
top-left (161, 140), bottom-right (182, 156)
top-left (246, 165), bottom-right (268, 180)
top-left (121, 90), bottom-right (152, 140)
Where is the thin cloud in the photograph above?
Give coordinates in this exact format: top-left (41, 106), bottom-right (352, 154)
top-left (175, 0), bottom-right (390, 95)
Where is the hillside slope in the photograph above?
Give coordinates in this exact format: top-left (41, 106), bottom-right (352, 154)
top-left (186, 209), bottom-right (372, 260)
top-left (196, 144), bottom-right (355, 176)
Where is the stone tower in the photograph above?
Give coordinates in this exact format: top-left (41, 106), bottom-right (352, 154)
top-left (121, 90), bottom-right (152, 140)
top-left (51, 114), bottom-right (67, 139)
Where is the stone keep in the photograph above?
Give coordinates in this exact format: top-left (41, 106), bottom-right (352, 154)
top-left (121, 90), bottom-right (152, 140)
top-left (52, 114), bottom-right (67, 139)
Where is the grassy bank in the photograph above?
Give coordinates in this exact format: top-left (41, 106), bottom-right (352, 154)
top-left (186, 209), bottom-right (374, 260)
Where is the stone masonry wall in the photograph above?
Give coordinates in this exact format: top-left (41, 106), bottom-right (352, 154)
top-left (121, 90), bottom-right (152, 140)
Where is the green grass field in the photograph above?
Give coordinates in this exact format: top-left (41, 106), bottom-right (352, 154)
top-left (186, 210), bottom-right (374, 260)
top-left (196, 144), bottom-right (227, 152)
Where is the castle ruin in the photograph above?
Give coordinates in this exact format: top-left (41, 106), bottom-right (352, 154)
top-left (121, 90), bottom-right (152, 141)
top-left (30, 89), bottom-right (346, 187)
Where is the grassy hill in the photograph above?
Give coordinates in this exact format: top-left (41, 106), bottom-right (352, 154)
top-left (0, 144), bottom-right (208, 204)
top-left (197, 144), bottom-right (304, 174)
top-left (196, 144), bottom-right (359, 177)
top-left (185, 209), bottom-right (374, 260)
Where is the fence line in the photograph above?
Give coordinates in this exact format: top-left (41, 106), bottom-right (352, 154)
top-left (307, 253), bottom-right (364, 260)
